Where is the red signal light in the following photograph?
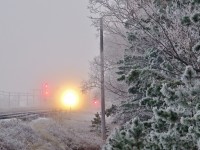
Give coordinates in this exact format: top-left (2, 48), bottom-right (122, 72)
top-left (92, 99), bottom-right (100, 108)
top-left (43, 83), bottom-right (49, 98)
top-left (93, 99), bottom-right (98, 104)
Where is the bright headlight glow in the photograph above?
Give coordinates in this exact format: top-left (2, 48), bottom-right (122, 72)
top-left (62, 90), bottom-right (78, 107)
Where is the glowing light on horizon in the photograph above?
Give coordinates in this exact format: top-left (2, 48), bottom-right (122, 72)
top-left (62, 90), bottom-right (78, 108)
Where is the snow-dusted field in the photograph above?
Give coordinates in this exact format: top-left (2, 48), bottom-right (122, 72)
top-left (0, 111), bottom-right (103, 150)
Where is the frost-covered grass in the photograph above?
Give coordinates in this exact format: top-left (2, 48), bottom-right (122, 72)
top-left (0, 119), bottom-right (43, 150)
top-left (0, 112), bottom-right (103, 150)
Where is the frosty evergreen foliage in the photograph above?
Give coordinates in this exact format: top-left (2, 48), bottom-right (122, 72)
top-left (88, 0), bottom-right (200, 149)
top-left (105, 65), bottom-right (200, 150)
top-left (91, 112), bottom-right (101, 133)
top-left (103, 117), bottom-right (146, 150)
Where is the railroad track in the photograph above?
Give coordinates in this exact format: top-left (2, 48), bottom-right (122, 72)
top-left (0, 109), bottom-right (58, 120)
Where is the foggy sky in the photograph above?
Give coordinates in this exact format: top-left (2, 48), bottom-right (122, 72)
top-left (0, 0), bottom-right (98, 92)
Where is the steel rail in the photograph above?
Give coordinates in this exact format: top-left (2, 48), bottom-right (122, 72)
top-left (0, 109), bottom-right (59, 120)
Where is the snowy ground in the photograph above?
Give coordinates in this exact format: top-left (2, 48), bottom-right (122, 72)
top-left (0, 111), bottom-right (104, 150)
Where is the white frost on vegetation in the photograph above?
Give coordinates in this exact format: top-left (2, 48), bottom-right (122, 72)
top-left (0, 116), bottom-right (102, 150)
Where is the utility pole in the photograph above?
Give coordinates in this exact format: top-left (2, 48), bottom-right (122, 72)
top-left (100, 17), bottom-right (106, 140)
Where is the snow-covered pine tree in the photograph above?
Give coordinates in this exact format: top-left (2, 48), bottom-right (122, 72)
top-left (101, 0), bottom-right (200, 148)
top-left (91, 112), bottom-right (101, 133)
top-left (98, 0), bottom-right (200, 125)
top-left (104, 65), bottom-right (200, 149)
top-left (144, 65), bottom-right (200, 150)
top-left (103, 117), bottom-right (147, 150)
top-left (88, 0), bottom-right (200, 148)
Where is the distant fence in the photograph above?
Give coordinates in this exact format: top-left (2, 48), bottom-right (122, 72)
top-left (0, 90), bottom-right (46, 109)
